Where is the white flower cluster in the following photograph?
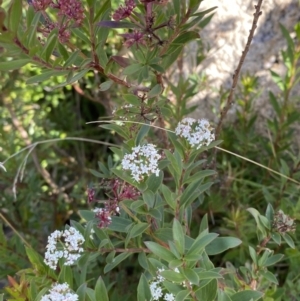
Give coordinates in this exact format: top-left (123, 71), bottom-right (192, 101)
top-left (121, 144), bottom-right (161, 182)
top-left (175, 118), bottom-right (215, 149)
top-left (41, 283), bottom-right (78, 301)
top-left (149, 268), bottom-right (175, 301)
top-left (44, 227), bottom-right (84, 270)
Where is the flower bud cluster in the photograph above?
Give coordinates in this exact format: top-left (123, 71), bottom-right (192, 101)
top-left (121, 144), bottom-right (161, 182)
top-left (88, 178), bottom-right (140, 228)
top-left (31, 0), bottom-right (84, 43)
top-left (44, 227), bottom-right (84, 270)
top-left (175, 118), bottom-right (215, 149)
top-left (112, 0), bottom-right (136, 21)
top-left (273, 209), bottom-right (296, 234)
top-left (41, 283), bottom-right (78, 301)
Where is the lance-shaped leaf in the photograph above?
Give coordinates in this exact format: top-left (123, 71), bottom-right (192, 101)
top-left (8, 0), bottom-right (22, 33)
top-left (144, 241), bottom-right (177, 262)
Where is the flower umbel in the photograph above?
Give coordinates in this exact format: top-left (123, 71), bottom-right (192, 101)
top-left (41, 282), bottom-right (78, 301)
top-left (175, 118), bottom-right (215, 149)
top-left (273, 210), bottom-right (296, 234)
top-left (121, 144), bottom-right (161, 182)
top-left (44, 227), bottom-right (84, 270)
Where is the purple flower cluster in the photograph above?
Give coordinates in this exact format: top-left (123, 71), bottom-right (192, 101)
top-left (31, 0), bottom-right (84, 43)
top-left (121, 31), bottom-right (146, 48)
top-left (88, 178), bottom-right (140, 228)
top-left (112, 0), bottom-right (136, 21)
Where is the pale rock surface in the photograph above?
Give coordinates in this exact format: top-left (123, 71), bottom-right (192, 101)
top-left (182, 0), bottom-right (300, 126)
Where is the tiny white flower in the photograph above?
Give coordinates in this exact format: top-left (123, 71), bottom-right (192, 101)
top-left (44, 227), bottom-right (85, 270)
top-left (175, 118), bottom-right (215, 149)
top-left (164, 293), bottom-right (175, 301)
top-left (40, 282), bottom-right (78, 301)
top-left (121, 144), bottom-right (161, 182)
top-left (150, 281), bottom-right (163, 300)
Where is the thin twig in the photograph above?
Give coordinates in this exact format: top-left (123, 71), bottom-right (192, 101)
top-left (0, 213), bottom-right (31, 248)
top-left (215, 1), bottom-right (264, 138)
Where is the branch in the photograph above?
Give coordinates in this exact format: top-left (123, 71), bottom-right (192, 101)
top-left (215, 0), bottom-right (264, 138)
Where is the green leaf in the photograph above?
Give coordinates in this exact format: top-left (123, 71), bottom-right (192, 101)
top-left (218, 290), bottom-right (232, 301)
top-left (271, 232), bottom-right (281, 245)
top-left (95, 277), bottom-right (109, 301)
top-left (200, 214), bottom-right (208, 233)
top-left (148, 84), bottom-right (162, 98)
top-left (160, 184), bottom-right (175, 209)
top-left (162, 46), bottom-right (183, 69)
top-left (8, 0), bottom-right (22, 33)
top-left (64, 50), bottom-right (81, 67)
top-left (129, 223), bottom-right (150, 239)
top-left (67, 69), bottom-right (90, 84)
top-left (137, 274), bottom-right (152, 301)
top-left (26, 12), bottom-right (41, 48)
top-left (101, 124), bottom-right (129, 139)
top-left (135, 124), bottom-right (150, 145)
top-left (58, 265), bottom-right (73, 287)
top-left (268, 91), bottom-right (281, 117)
top-left (183, 169), bottom-right (216, 184)
top-left (123, 63), bottom-right (143, 75)
top-left (282, 233), bottom-right (295, 248)
top-left (108, 216), bottom-right (132, 233)
top-left (195, 279), bottom-right (218, 301)
top-left (165, 149), bottom-right (182, 176)
top-left (183, 268), bottom-right (199, 285)
top-left (147, 172), bottom-right (163, 193)
top-left (99, 80), bottom-right (113, 91)
top-left (176, 290), bottom-right (190, 301)
top-left (231, 290), bottom-right (263, 301)
top-left (160, 270), bottom-right (185, 283)
top-left (79, 210), bottom-right (95, 222)
top-left (181, 182), bottom-right (213, 208)
top-left (0, 59), bottom-right (31, 71)
top-left (72, 27), bottom-right (91, 44)
top-left (186, 233), bottom-right (218, 258)
top-left (261, 271), bottom-right (278, 285)
top-left (76, 283), bottom-right (87, 301)
top-left (41, 29), bottom-right (58, 62)
top-left (205, 237), bottom-right (242, 255)
top-left (122, 94), bottom-right (141, 106)
top-left (143, 189), bottom-right (155, 208)
top-left (280, 23), bottom-right (294, 52)
top-left (57, 42), bottom-right (69, 61)
top-left (265, 203), bottom-right (274, 222)
top-left (198, 271), bottom-right (223, 280)
top-left (172, 31), bottom-right (200, 45)
top-left (150, 63), bottom-right (165, 73)
top-left (25, 247), bottom-right (45, 272)
top-left (249, 246), bottom-right (258, 265)
top-left (34, 288), bottom-right (49, 301)
top-left (173, 219), bottom-right (185, 255)
top-left (104, 252), bottom-right (131, 273)
top-left (189, 0), bottom-right (203, 14)
top-left (26, 70), bottom-right (69, 84)
top-left (270, 70), bottom-right (285, 91)
top-left (183, 7), bottom-right (217, 30)
top-left (264, 254), bottom-right (284, 267)
top-left (144, 241), bottom-right (177, 262)
top-left (29, 281), bottom-right (38, 301)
